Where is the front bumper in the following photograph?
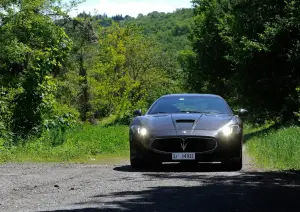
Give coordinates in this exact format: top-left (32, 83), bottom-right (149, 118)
top-left (130, 131), bottom-right (242, 162)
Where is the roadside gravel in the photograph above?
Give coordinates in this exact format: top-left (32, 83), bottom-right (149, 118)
top-left (1, 148), bottom-right (300, 212)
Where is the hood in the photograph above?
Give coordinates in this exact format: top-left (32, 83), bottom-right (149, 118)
top-left (140, 113), bottom-right (233, 131)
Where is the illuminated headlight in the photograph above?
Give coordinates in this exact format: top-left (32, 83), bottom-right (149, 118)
top-left (131, 125), bottom-right (148, 136)
top-left (138, 127), bottom-right (147, 136)
top-left (220, 124), bottom-right (241, 136)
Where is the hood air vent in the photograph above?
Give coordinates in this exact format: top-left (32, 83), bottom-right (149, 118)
top-left (176, 120), bottom-right (195, 123)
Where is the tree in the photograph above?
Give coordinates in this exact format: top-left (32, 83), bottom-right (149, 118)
top-left (61, 15), bottom-right (98, 122)
top-left (188, 0), bottom-right (233, 98)
top-left (188, 0), bottom-right (300, 122)
top-left (88, 23), bottom-right (183, 122)
top-left (0, 0), bottom-right (74, 140)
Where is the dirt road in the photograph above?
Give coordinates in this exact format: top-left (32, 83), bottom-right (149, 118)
top-left (1, 149), bottom-right (300, 212)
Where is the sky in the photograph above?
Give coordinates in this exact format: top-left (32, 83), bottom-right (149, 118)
top-left (71, 0), bottom-right (192, 17)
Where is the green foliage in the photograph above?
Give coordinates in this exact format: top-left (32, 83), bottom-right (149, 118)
top-left (121, 9), bottom-right (193, 52)
top-left (294, 87), bottom-right (300, 121)
top-left (0, 0), bottom-right (73, 142)
top-left (0, 2), bottom-right (190, 148)
top-left (43, 102), bottom-right (79, 146)
top-left (0, 87), bottom-right (13, 145)
top-left (54, 8), bottom-right (188, 126)
top-left (60, 15), bottom-right (98, 122)
top-left (188, 0), bottom-right (236, 99)
top-left (188, 0), bottom-right (300, 122)
top-left (59, 20), bottom-right (184, 125)
top-left (246, 125), bottom-right (300, 170)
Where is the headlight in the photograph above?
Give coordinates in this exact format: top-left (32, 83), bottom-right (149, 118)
top-left (131, 125), bottom-right (148, 136)
top-left (220, 124), bottom-right (241, 136)
top-left (138, 127), bottom-right (147, 136)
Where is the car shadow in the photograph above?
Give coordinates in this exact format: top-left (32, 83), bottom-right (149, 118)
top-left (43, 170), bottom-right (300, 212)
top-left (113, 163), bottom-right (230, 173)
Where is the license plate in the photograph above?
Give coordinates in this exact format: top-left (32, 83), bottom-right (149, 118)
top-left (172, 153), bottom-right (195, 160)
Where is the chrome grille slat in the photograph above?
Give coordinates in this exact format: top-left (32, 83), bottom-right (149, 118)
top-left (151, 137), bottom-right (217, 154)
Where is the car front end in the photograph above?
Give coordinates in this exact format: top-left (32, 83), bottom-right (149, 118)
top-left (129, 94), bottom-right (247, 171)
top-left (130, 118), bottom-right (243, 164)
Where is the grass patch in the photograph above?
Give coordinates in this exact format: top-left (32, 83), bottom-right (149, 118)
top-left (2, 121), bottom-right (299, 169)
top-left (0, 124), bottom-right (130, 164)
top-left (245, 124), bottom-right (300, 170)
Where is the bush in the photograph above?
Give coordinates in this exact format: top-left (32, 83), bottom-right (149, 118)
top-left (43, 102), bottom-right (79, 146)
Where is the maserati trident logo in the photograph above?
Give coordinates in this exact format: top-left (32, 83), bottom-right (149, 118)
top-left (181, 141), bottom-right (188, 151)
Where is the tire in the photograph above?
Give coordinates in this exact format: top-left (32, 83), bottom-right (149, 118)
top-left (130, 141), bottom-right (151, 170)
top-left (223, 145), bottom-right (243, 171)
top-left (130, 158), bottom-right (144, 170)
top-left (130, 141), bottom-right (143, 170)
top-left (130, 140), bottom-right (162, 170)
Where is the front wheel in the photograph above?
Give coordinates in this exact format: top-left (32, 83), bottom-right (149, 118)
top-left (130, 140), bottom-right (161, 170)
top-left (130, 158), bottom-right (144, 170)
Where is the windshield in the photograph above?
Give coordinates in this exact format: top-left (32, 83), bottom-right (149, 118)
top-left (147, 96), bottom-right (232, 115)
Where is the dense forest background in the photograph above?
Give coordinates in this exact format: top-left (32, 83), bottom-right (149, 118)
top-left (0, 0), bottom-right (299, 147)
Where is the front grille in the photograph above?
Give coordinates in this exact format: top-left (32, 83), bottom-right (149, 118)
top-left (152, 138), bottom-right (184, 152)
top-left (151, 137), bottom-right (217, 153)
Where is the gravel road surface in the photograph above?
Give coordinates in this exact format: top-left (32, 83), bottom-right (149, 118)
top-left (1, 148), bottom-right (300, 212)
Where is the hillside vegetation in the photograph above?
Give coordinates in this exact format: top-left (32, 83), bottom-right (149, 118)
top-left (0, 0), bottom-right (299, 168)
top-left (121, 9), bottom-right (193, 52)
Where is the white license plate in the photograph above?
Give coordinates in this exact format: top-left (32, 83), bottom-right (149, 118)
top-left (172, 153), bottom-right (195, 160)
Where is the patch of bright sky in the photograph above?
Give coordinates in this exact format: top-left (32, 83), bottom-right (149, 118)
top-left (70, 0), bottom-right (192, 17)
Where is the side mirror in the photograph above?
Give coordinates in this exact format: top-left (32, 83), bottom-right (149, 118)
top-left (133, 109), bottom-right (142, 117)
top-left (238, 108), bottom-right (248, 117)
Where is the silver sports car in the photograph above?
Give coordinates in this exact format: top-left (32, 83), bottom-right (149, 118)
top-left (129, 94), bottom-right (248, 171)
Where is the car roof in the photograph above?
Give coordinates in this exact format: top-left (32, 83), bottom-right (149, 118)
top-left (160, 93), bottom-right (223, 99)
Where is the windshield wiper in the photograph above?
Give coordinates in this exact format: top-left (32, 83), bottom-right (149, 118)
top-left (151, 112), bottom-right (167, 114)
top-left (178, 111), bottom-right (203, 113)
top-left (151, 111), bottom-right (224, 114)
top-left (178, 111), bottom-right (220, 114)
